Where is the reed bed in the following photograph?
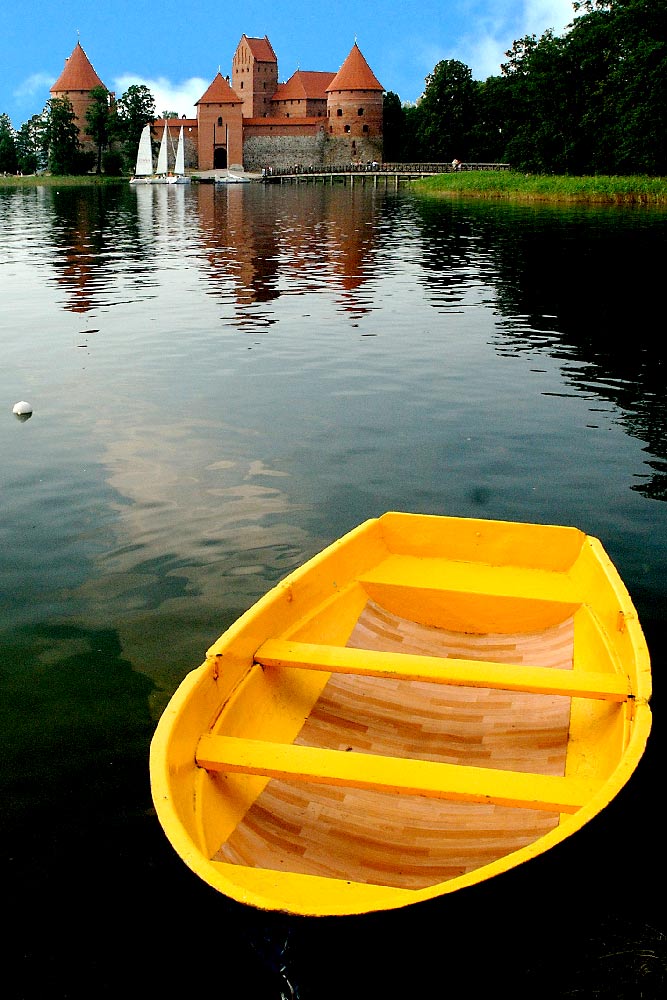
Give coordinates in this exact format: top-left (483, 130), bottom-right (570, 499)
top-left (412, 172), bottom-right (667, 205)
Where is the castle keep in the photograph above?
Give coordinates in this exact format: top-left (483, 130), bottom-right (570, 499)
top-left (51, 36), bottom-right (384, 172)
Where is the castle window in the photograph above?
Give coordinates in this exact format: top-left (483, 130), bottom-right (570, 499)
top-left (217, 116), bottom-right (223, 126)
top-left (240, 81), bottom-right (244, 89)
top-left (358, 107), bottom-right (364, 116)
top-left (362, 124), bottom-right (369, 133)
top-left (344, 124), bottom-right (351, 133)
top-left (336, 108), bottom-right (342, 117)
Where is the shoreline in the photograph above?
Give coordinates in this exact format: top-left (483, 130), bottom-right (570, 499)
top-left (2, 170), bottom-right (666, 205)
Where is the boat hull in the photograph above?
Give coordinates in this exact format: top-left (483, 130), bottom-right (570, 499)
top-left (150, 512), bottom-right (651, 916)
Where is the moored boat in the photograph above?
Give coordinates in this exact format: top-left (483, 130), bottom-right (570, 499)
top-left (215, 170), bottom-right (250, 184)
top-left (150, 512), bottom-right (651, 917)
top-left (129, 124), bottom-right (153, 185)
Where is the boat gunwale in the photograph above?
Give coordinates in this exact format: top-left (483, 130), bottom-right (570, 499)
top-left (149, 512), bottom-right (652, 916)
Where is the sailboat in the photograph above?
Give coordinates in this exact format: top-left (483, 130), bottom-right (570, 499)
top-left (151, 123), bottom-right (190, 185)
top-left (129, 124), bottom-right (154, 185)
top-left (172, 126), bottom-right (191, 184)
top-left (152, 123), bottom-right (172, 184)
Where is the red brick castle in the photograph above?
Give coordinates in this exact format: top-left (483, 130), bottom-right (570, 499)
top-left (51, 37), bottom-right (384, 172)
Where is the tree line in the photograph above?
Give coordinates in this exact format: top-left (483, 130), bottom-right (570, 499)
top-left (383, 0), bottom-right (666, 175)
top-left (0, 84), bottom-right (157, 176)
top-left (1, 0), bottom-right (664, 177)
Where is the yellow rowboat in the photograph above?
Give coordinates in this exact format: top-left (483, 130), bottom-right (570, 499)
top-left (150, 512), bottom-right (651, 917)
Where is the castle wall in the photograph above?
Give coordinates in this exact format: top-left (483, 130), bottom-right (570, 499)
top-left (243, 131), bottom-right (327, 171)
top-left (242, 132), bottom-right (382, 171)
top-left (323, 134), bottom-right (383, 167)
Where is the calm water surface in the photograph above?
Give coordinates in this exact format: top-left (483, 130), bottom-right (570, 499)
top-left (1, 182), bottom-right (665, 997)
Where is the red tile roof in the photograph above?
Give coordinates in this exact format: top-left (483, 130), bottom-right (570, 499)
top-left (243, 35), bottom-right (277, 63)
top-left (273, 71), bottom-right (335, 102)
top-left (51, 42), bottom-right (105, 93)
top-left (197, 73), bottom-right (241, 105)
top-left (326, 44), bottom-right (383, 93)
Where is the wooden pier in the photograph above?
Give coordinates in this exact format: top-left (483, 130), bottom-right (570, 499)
top-left (263, 163), bottom-right (510, 187)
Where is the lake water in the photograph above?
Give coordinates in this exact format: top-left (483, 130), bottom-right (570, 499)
top-left (1, 181), bottom-right (665, 997)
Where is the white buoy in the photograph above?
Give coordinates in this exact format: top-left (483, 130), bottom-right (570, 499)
top-left (13, 401), bottom-right (33, 415)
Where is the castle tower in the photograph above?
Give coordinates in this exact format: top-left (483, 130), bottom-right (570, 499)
top-left (232, 35), bottom-right (278, 119)
top-left (196, 73), bottom-right (243, 170)
top-left (50, 41), bottom-right (108, 148)
top-left (326, 43), bottom-right (384, 163)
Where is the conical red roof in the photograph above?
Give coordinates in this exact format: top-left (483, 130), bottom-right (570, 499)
top-left (51, 42), bottom-right (105, 93)
top-left (326, 44), bottom-right (383, 93)
top-left (197, 73), bottom-right (241, 105)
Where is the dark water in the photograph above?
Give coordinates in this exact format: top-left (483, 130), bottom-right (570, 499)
top-left (1, 181), bottom-right (665, 997)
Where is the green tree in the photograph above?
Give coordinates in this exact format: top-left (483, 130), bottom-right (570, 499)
top-left (115, 84), bottom-right (156, 169)
top-left (567, 0), bottom-right (667, 173)
top-left (85, 85), bottom-right (114, 173)
top-left (382, 91), bottom-right (406, 162)
top-left (44, 97), bottom-right (81, 174)
top-left (415, 59), bottom-right (476, 162)
top-left (495, 0), bottom-right (667, 174)
top-left (500, 30), bottom-right (574, 172)
top-left (467, 77), bottom-right (512, 162)
top-left (0, 113), bottom-right (18, 173)
top-left (15, 115), bottom-right (46, 174)
top-left (400, 104), bottom-right (423, 160)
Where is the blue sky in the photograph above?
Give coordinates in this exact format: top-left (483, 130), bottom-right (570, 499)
top-left (2, 0), bottom-right (578, 128)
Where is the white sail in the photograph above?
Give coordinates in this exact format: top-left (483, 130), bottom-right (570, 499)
top-left (156, 124), bottom-right (169, 175)
top-left (133, 125), bottom-right (153, 177)
top-left (175, 126), bottom-right (185, 176)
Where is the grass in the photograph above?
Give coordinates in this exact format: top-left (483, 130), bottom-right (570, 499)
top-left (411, 171), bottom-right (667, 205)
top-left (0, 173), bottom-right (126, 187)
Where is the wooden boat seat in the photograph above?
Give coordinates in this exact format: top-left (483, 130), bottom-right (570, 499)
top-left (255, 639), bottom-right (630, 701)
top-left (358, 554), bottom-right (583, 602)
top-left (197, 734), bottom-right (599, 813)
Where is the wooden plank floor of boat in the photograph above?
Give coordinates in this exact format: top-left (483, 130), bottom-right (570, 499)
top-left (213, 601), bottom-right (574, 889)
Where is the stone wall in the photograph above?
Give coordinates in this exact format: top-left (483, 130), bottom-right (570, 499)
top-left (323, 134), bottom-right (383, 168)
top-left (243, 131), bottom-right (327, 171)
top-left (243, 132), bottom-right (383, 171)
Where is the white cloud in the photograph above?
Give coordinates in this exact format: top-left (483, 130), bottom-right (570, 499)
top-left (112, 74), bottom-right (209, 118)
top-left (524, 0), bottom-right (577, 32)
top-left (455, 0), bottom-right (577, 80)
top-left (14, 72), bottom-right (56, 101)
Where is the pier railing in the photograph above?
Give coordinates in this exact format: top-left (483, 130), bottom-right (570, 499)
top-left (262, 162), bottom-right (510, 184)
